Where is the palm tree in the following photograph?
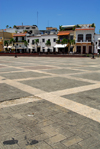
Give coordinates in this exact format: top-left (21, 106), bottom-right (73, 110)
top-left (10, 38), bottom-right (15, 45)
top-left (4, 40), bottom-right (9, 51)
top-left (4, 40), bottom-right (9, 46)
top-left (24, 41), bottom-right (28, 47)
top-left (56, 39), bottom-right (60, 44)
top-left (24, 41), bottom-right (28, 52)
top-left (45, 40), bottom-right (51, 53)
top-left (34, 39), bottom-right (39, 52)
top-left (45, 40), bottom-right (51, 46)
top-left (13, 25), bottom-right (16, 28)
top-left (6, 25), bottom-right (9, 28)
top-left (61, 38), bottom-right (68, 44)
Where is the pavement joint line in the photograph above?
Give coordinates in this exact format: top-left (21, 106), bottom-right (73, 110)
top-left (49, 83), bottom-right (100, 96)
top-left (0, 96), bottom-right (42, 109)
top-left (4, 79), bottom-right (47, 95)
top-left (36, 94), bottom-right (100, 123)
top-left (59, 75), bottom-right (100, 84)
top-left (8, 75), bottom-right (57, 81)
top-left (0, 57), bottom-right (100, 125)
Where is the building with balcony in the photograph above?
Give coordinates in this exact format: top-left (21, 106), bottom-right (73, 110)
top-left (54, 25), bottom-right (76, 54)
top-left (55, 24), bottom-right (95, 54)
top-left (13, 33), bottom-right (27, 53)
top-left (75, 24), bottom-right (95, 54)
top-left (27, 34), bottom-right (57, 53)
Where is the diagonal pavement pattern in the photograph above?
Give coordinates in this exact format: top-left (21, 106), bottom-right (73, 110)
top-left (0, 56), bottom-right (100, 148)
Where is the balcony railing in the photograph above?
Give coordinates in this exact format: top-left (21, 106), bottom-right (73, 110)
top-left (76, 40), bottom-right (92, 43)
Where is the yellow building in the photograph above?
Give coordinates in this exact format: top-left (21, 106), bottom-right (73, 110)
top-left (0, 30), bottom-right (13, 51)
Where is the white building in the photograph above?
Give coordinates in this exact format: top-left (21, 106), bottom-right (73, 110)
top-left (94, 34), bottom-right (100, 53)
top-left (27, 34), bottom-right (57, 53)
top-left (75, 24), bottom-right (95, 54)
top-left (5, 25), bottom-right (39, 35)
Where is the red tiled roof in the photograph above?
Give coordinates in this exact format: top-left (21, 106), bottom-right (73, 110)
top-left (75, 28), bottom-right (95, 31)
top-left (57, 31), bottom-right (70, 36)
top-left (13, 33), bottom-right (26, 37)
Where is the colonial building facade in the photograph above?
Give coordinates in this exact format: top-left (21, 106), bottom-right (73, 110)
top-left (27, 34), bottom-right (57, 53)
top-left (2, 23), bottom-right (98, 54)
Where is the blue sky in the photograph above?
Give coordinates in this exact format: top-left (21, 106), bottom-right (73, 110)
top-left (0, 0), bottom-right (100, 33)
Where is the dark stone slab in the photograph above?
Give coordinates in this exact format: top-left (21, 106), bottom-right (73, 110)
top-left (0, 71), bottom-right (50, 79)
top-left (0, 83), bottom-right (32, 102)
top-left (41, 68), bottom-right (83, 74)
top-left (71, 72), bottom-right (100, 81)
top-left (62, 88), bottom-right (100, 110)
top-left (20, 77), bottom-right (93, 92)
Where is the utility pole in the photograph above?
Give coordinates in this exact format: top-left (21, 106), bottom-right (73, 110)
top-left (2, 29), bottom-right (4, 52)
top-left (37, 11), bottom-right (38, 27)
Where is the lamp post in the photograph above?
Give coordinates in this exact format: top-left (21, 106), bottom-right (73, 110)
top-left (15, 45), bottom-right (17, 58)
top-left (91, 41), bottom-right (95, 59)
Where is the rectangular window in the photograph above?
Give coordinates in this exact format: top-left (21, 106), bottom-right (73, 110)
top-left (77, 46), bottom-right (81, 53)
top-left (27, 39), bottom-right (30, 43)
top-left (48, 39), bottom-right (50, 42)
top-left (89, 46), bottom-right (92, 54)
top-left (86, 34), bottom-right (92, 42)
top-left (78, 34), bottom-right (83, 42)
top-left (42, 39), bottom-right (45, 42)
top-left (16, 37), bottom-right (18, 42)
top-left (32, 40), bottom-right (34, 44)
top-left (26, 27), bottom-right (30, 29)
top-left (99, 41), bottom-right (100, 46)
top-left (32, 27), bottom-right (36, 29)
top-left (70, 47), bottom-right (73, 52)
top-left (22, 37), bottom-right (24, 41)
top-left (70, 35), bottom-right (73, 40)
top-left (53, 38), bottom-right (56, 42)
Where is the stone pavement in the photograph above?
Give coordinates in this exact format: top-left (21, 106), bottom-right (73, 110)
top-left (0, 56), bottom-right (100, 149)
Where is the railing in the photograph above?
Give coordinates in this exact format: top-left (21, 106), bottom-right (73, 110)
top-left (76, 40), bottom-right (93, 42)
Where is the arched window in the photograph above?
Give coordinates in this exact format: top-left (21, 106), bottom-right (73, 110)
top-left (86, 34), bottom-right (92, 42)
top-left (78, 34), bottom-right (83, 42)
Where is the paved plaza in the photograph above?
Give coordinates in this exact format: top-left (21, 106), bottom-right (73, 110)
top-left (0, 56), bottom-right (100, 149)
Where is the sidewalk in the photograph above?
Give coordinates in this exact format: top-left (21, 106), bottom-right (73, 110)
top-left (0, 57), bottom-right (100, 148)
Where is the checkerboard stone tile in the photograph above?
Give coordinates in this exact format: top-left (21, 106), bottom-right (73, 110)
top-left (0, 83), bottom-right (32, 102)
top-left (0, 71), bottom-right (50, 79)
top-left (0, 67), bottom-right (21, 72)
top-left (20, 77), bottom-right (93, 92)
top-left (62, 88), bottom-right (100, 110)
top-left (41, 68), bottom-right (83, 74)
top-left (71, 72), bottom-right (100, 81)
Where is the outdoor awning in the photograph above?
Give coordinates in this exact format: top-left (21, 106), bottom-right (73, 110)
top-left (8, 46), bottom-right (12, 48)
top-left (28, 46), bottom-right (32, 49)
top-left (17, 47), bottom-right (23, 49)
top-left (57, 31), bottom-right (70, 36)
top-left (98, 38), bottom-right (100, 40)
top-left (45, 47), bottom-right (48, 50)
top-left (98, 47), bottom-right (100, 49)
top-left (11, 46), bottom-right (15, 49)
top-left (54, 44), bottom-right (67, 48)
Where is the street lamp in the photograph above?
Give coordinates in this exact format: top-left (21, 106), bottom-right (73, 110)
top-left (91, 41), bottom-right (95, 59)
top-left (15, 45), bottom-right (17, 58)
